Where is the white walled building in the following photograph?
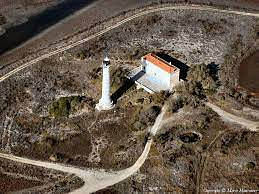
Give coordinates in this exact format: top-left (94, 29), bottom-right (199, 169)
top-left (128, 53), bottom-right (180, 93)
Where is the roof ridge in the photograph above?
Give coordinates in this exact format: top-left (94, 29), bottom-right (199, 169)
top-left (143, 53), bottom-right (177, 73)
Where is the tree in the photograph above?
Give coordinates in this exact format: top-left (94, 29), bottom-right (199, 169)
top-left (187, 63), bottom-right (218, 93)
top-left (174, 63), bottom-right (219, 108)
top-left (168, 97), bottom-right (184, 113)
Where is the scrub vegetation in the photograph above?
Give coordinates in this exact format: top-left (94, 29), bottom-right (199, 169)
top-left (0, 1), bottom-right (258, 193)
top-left (48, 96), bottom-right (88, 118)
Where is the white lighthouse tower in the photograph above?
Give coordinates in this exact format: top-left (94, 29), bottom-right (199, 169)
top-left (96, 55), bottom-right (114, 111)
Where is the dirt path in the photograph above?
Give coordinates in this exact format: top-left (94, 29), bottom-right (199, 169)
top-left (0, 106), bottom-right (167, 193)
top-left (0, 5), bottom-right (259, 83)
top-left (206, 102), bottom-right (259, 132)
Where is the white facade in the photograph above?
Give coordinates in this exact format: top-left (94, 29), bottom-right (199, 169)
top-left (96, 56), bottom-right (114, 111)
top-left (141, 59), bottom-right (171, 89)
top-left (139, 54), bottom-right (180, 92)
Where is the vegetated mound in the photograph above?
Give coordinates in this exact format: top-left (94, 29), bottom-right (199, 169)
top-left (48, 95), bottom-right (95, 118)
top-left (239, 50), bottom-right (259, 94)
top-left (178, 132), bottom-right (201, 143)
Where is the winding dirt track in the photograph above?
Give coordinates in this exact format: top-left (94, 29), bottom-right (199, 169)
top-left (0, 4), bottom-right (259, 194)
top-left (0, 106), bottom-right (166, 193)
top-left (0, 5), bottom-right (259, 83)
top-left (206, 102), bottom-right (259, 132)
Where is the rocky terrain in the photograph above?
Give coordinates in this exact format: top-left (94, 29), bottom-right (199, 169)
top-left (0, 2), bottom-right (259, 193)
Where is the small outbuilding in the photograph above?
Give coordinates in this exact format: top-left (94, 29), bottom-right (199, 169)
top-left (128, 53), bottom-right (180, 93)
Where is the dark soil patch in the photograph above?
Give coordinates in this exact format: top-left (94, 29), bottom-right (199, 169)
top-left (239, 50), bottom-right (259, 95)
top-left (0, 173), bottom-right (42, 192)
top-left (179, 132), bottom-right (201, 143)
top-left (0, 14), bottom-right (6, 25)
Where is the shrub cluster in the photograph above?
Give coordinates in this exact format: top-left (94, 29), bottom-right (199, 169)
top-left (173, 63), bottom-right (218, 108)
top-left (48, 96), bottom-right (83, 118)
top-left (219, 36), bottom-right (243, 90)
top-left (133, 105), bottom-right (161, 130)
top-left (74, 50), bottom-right (88, 60)
top-left (111, 67), bottom-right (129, 89)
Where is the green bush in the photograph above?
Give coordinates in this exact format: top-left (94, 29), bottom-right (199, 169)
top-left (174, 82), bottom-right (204, 108)
top-left (174, 63), bottom-right (219, 108)
top-left (149, 91), bottom-right (170, 105)
top-left (48, 96), bottom-right (82, 118)
top-left (75, 51), bottom-right (86, 60)
top-left (187, 63), bottom-right (218, 93)
top-left (246, 162), bottom-right (255, 170)
top-left (70, 96), bottom-right (81, 110)
top-left (49, 97), bottom-right (70, 118)
top-left (111, 67), bottom-right (128, 90)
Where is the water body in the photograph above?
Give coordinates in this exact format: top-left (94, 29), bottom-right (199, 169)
top-left (0, 0), bottom-right (96, 55)
top-left (239, 50), bottom-right (259, 94)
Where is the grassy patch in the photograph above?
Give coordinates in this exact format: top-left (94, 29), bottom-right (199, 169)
top-left (48, 96), bottom-right (86, 118)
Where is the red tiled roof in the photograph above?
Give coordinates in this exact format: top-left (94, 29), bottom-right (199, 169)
top-left (143, 53), bottom-right (177, 73)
